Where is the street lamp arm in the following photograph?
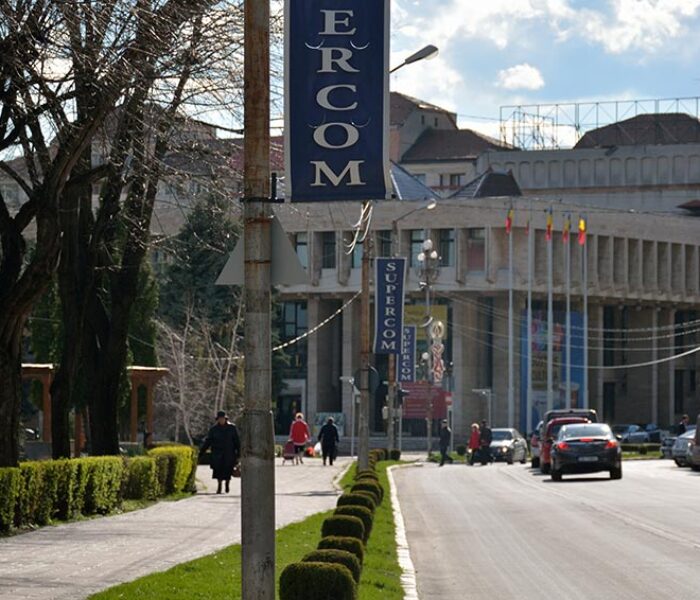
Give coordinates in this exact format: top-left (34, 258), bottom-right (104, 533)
top-left (390, 44), bottom-right (439, 73)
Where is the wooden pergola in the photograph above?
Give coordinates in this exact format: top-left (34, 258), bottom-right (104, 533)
top-left (21, 364), bottom-right (169, 451)
top-left (127, 366), bottom-right (169, 443)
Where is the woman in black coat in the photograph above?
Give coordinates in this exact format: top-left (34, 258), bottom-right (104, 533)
top-left (318, 417), bottom-right (340, 466)
top-left (200, 411), bottom-right (241, 494)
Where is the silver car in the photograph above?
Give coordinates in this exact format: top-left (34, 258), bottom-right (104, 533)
top-left (687, 418), bottom-right (700, 471)
top-left (671, 428), bottom-right (696, 467)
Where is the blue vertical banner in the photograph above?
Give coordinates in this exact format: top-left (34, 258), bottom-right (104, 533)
top-left (399, 326), bottom-right (416, 383)
top-left (284, 0), bottom-right (391, 202)
top-left (373, 257), bottom-right (407, 354)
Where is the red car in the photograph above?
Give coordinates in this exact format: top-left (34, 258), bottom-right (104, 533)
top-left (540, 416), bottom-right (590, 474)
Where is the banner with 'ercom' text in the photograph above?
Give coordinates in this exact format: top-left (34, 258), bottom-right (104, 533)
top-left (373, 257), bottom-right (406, 354)
top-left (285, 0), bottom-right (391, 202)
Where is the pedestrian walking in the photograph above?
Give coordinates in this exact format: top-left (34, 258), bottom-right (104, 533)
top-left (438, 419), bottom-right (453, 466)
top-left (289, 412), bottom-right (311, 464)
top-left (318, 417), bottom-right (340, 466)
top-left (479, 419), bottom-right (493, 465)
top-left (467, 422), bottom-right (480, 466)
top-left (678, 414), bottom-right (690, 435)
top-left (200, 411), bottom-right (240, 494)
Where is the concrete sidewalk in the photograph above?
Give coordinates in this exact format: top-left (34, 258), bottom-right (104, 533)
top-left (0, 458), bottom-right (349, 600)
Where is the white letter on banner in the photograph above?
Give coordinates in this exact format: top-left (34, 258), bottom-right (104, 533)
top-left (318, 48), bottom-right (359, 73)
top-left (313, 123), bottom-right (359, 149)
top-left (311, 161), bottom-right (366, 187)
top-left (316, 85), bottom-right (358, 111)
top-left (320, 10), bottom-right (356, 35)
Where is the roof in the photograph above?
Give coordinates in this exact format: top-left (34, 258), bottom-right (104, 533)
top-left (390, 162), bottom-right (439, 201)
top-left (401, 128), bottom-right (512, 163)
top-left (451, 169), bottom-right (522, 199)
top-left (574, 113), bottom-right (700, 149)
top-left (390, 91), bottom-right (456, 127)
top-left (678, 199), bottom-right (700, 214)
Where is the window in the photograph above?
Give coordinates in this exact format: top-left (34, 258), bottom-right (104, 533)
top-left (603, 306), bottom-right (615, 367)
top-left (279, 301), bottom-right (308, 375)
top-left (410, 230), bottom-right (424, 267)
top-left (294, 233), bottom-right (308, 269)
top-left (321, 231), bottom-right (336, 269)
top-left (449, 174), bottom-right (461, 188)
top-left (376, 230), bottom-right (392, 258)
top-left (434, 117), bottom-right (438, 127)
top-left (466, 228), bottom-right (485, 271)
top-left (351, 240), bottom-right (363, 268)
top-left (438, 229), bottom-right (455, 267)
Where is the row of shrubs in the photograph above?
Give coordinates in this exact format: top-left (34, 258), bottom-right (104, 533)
top-left (280, 448), bottom-right (396, 600)
top-left (620, 443), bottom-right (661, 454)
top-left (0, 445), bottom-right (198, 533)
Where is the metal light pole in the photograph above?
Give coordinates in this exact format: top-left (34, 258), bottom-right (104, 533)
top-left (358, 207), bottom-right (372, 470)
top-left (387, 199), bottom-right (437, 454)
top-left (242, 1), bottom-right (274, 599)
top-left (417, 237), bottom-right (439, 457)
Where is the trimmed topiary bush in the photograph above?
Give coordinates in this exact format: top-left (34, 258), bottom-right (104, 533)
top-left (0, 468), bottom-right (20, 532)
top-left (123, 456), bottom-right (159, 500)
top-left (389, 448), bottom-right (401, 461)
top-left (148, 446), bottom-right (197, 494)
top-left (321, 515), bottom-right (364, 542)
top-left (318, 535), bottom-right (364, 565)
top-left (302, 549), bottom-right (361, 583)
top-left (334, 505), bottom-right (373, 542)
top-left (456, 445), bottom-right (466, 456)
top-left (337, 492), bottom-right (376, 513)
top-left (280, 562), bottom-right (356, 600)
top-left (351, 480), bottom-right (383, 504)
top-left (354, 469), bottom-right (379, 482)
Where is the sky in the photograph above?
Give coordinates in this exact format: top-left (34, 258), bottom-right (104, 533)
top-left (389, 0), bottom-right (700, 146)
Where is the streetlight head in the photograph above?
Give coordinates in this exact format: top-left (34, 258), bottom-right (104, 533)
top-left (405, 44), bottom-right (439, 65)
top-left (417, 252), bottom-right (426, 263)
top-left (426, 199), bottom-right (437, 210)
top-left (421, 351), bottom-right (430, 361)
top-left (422, 239), bottom-right (433, 251)
top-left (429, 250), bottom-right (438, 260)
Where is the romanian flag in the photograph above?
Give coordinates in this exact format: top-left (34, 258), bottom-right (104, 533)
top-left (545, 209), bottom-right (553, 241)
top-left (578, 216), bottom-right (587, 246)
top-left (562, 214), bottom-right (570, 243)
top-left (505, 207), bottom-right (514, 234)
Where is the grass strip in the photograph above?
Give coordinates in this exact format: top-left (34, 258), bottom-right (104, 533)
top-left (88, 510), bottom-right (331, 600)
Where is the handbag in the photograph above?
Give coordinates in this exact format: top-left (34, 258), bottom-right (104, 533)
top-left (232, 464), bottom-right (242, 478)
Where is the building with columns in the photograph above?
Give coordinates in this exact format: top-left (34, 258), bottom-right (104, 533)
top-left (274, 111), bottom-right (700, 439)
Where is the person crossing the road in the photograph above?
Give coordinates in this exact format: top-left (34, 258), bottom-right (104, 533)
top-left (439, 420), bottom-right (454, 466)
top-left (468, 422), bottom-right (480, 465)
top-left (478, 419), bottom-right (493, 465)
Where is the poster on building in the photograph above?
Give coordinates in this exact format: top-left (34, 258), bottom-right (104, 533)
top-left (373, 257), bottom-right (406, 354)
top-left (284, 0), bottom-right (391, 202)
top-left (520, 310), bottom-right (585, 433)
top-left (399, 325), bottom-right (416, 383)
top-left (401, 382), bottom-right (448, 420)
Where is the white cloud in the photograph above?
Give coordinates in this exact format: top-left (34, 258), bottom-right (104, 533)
top-left (496, 63), bottom-right (545, 90)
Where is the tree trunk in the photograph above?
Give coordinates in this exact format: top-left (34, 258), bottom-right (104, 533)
top-left (0, 320), bottom-right (24, 467)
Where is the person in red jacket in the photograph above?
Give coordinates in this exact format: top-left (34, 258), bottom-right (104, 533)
top-left (467, 422), bottom-right (480, 466)
top-left (289, 412), bottom-right (311, 464)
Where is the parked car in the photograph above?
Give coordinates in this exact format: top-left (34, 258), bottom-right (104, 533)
top-left (612, 424), bottom-right (644, 442)
top-left (688, 417), bottom-right (700, 471)
top-left (530, 420), bottom-right (543, 468)
top-left (671, 428), bottom-right (696, 467)
top-left (540, 416), bottom-right (591, 474)
top-left (544, 408), bottom-right (598, 424)
top-left (661, 436), bottom-right (676, 459)
top-left (550, 422), bottom-right (623, 481)
top-left (489, 428), bottom-right (528, 464)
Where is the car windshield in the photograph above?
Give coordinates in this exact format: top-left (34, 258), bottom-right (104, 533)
top-left (560, 424), bottom-right (611, 439)
top-left (491, 430), bottom-right (513, 441)
top-left (679, 429), bottom-right (696, 439)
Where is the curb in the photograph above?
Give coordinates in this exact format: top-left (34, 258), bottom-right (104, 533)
top-left (332, 459), bottom-right (354, 493)
top-left (388, 464), bottom-right (420, 600)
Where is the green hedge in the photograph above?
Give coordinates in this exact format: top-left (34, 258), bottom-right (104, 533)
top-left (317, 535), bottom-right (365, 565)
top-left (334, 505), bottom-right (373, 542)
top-left (302, 549), bottom-right (361, 583)
top-left (351, 480), bottom-right (383, 505)
top-left (354, 469), bottom-right (379, 482)
top-left (337, 491), bottom-right (376, 513)
top-left (0, 446), bottom-right (198, 533)
top-left (280, 562), bottom-right (356, 600)
top-left (389, 448), bottom-right (401, 461)
top-left (321, 515), bottom-right (365, 542)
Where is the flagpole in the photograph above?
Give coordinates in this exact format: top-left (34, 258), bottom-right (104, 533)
top-left (582, 216), bottom-right (589, 409)
top-left (547, 209), bottom-right (554, 412)
top-left (526, 203), bottom-right (533, 436)
top-left (565, 216), bottom-right (571, 409)
top-left (508, 208), bottom-right (514, 428)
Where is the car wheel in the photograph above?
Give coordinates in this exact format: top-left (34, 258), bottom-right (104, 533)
top-left (691, 464), bottom-right (700, 472)
top-left (674, 459), bottom-right (684, 467)
top-left (520, 454), bottom-right (527, 464)
top-left (541, 463), bottom-right (551, 475)
top-left (531, 457), bottom-right (540, 468)
top-left (610, 466), bottom-right (623, 480)
top-left (551, 468), bottom-right (562, 482)
top-left (507, 457), bottom-right (513, 465)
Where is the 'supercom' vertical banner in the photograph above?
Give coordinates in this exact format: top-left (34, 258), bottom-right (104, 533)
top-left (285, 0), bottom-right (390, 202)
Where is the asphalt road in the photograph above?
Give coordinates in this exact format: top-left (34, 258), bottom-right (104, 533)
top-left (394, 460), bottom-right (700, 600)
top-left (0, 459), bottom-right (348, 600)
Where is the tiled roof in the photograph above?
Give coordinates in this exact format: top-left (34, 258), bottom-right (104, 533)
top-left (401, 128), bottom-right (512, 162)
top-left (390, 162), bottom-right (439, 201)
top-left (574, 113), bottom-right (700, 148)
top-left (390, 91), bottom-right (456, 127)
top-left (451, 169), bottom-right (522, 199)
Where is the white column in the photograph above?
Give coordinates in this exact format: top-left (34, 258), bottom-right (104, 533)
top-left (547, 228), bottom-right (554, 411)
top-left (508, 225), bottom-right (514, 427)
